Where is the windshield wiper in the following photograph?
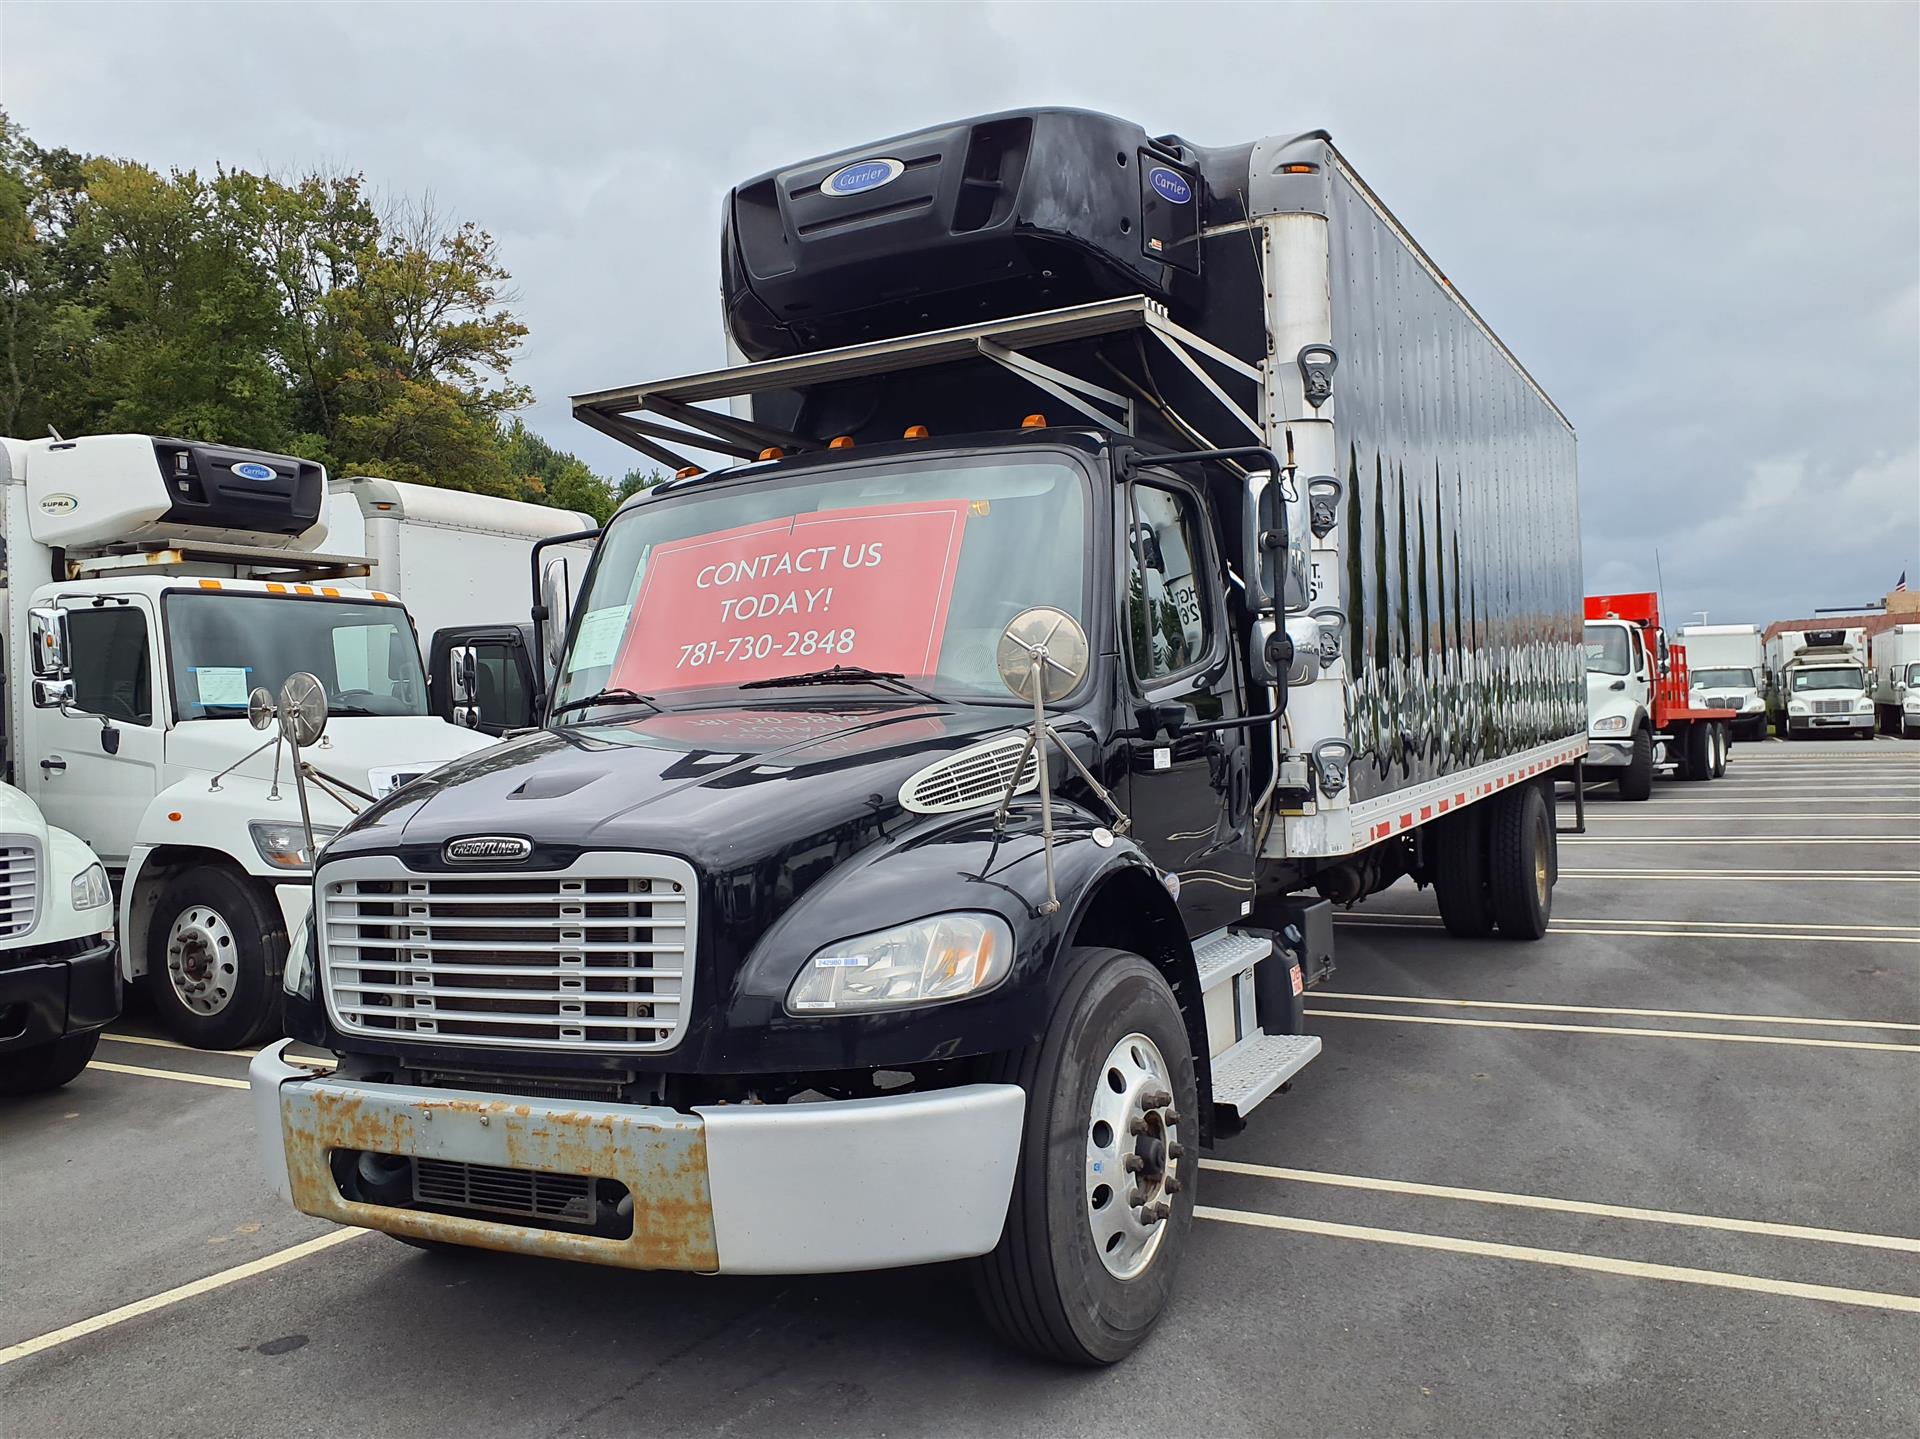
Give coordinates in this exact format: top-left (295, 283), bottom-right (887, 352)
top-left (738, 666), bottom-right (946, 704)
top-left (550, 687), bottom-right (664, 719)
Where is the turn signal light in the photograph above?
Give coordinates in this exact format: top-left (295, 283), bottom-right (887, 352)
top-left (903, 425), bottom-right (929, 439)
top-left (1278, 163), bottom-right (1318, 175)
top-left (1021, 413), bottom-right (1047, 428)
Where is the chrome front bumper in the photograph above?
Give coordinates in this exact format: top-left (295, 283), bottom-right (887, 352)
top-left (1584, 737), bottom-right (1632, 768)
top-left (251, 1040), bottom-right (1025, 1274)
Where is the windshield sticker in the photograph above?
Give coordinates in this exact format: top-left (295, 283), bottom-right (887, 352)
top-left (609, 501), bottom-right (968, 692)
top-left (190, 666), bottom-right (251, 707)
top-left (568, 607), bottom-right (631, 672)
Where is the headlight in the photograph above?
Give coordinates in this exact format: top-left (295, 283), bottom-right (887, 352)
top-left (250, 821), bottom-right (340, 871)
top-left (1592, 714), bottom-right (1629, 733)
top-left (1788, 699), bottom-right (1808, 714)
top-left (1856, 699), bottom-right (1874, 712)
top-left (284, 916), bottom-right (315, 1001)
top-left (788, 912), bottom-right (1013, 1015)
top-left (70, 861), bottom-right (111, 911)
top-left (1744, 697), bottom-right (1765, 712)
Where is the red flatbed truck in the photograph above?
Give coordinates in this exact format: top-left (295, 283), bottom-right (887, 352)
top-left (1583, 592), bottom-right (1740, 797)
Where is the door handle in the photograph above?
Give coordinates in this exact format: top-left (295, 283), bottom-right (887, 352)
top-left (40, 756), bottom-right (67, 773)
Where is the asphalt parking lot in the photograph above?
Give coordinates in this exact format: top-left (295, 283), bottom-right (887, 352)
top-left (4, 736), bottom-right (1916, 1438)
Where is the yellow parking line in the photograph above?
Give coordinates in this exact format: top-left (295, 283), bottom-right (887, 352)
top-left (1199, 1159), bottom-right (1920, 1253)
top-left (98, 1032), bottom-right (258, 1059)
top-left (1310, 992), bottom-right (1920, 1032)
top-left (1304, 1009), bottom-right (1920, 1052)
top-left (0, 1229), bottom-right (368, 1368)
top-left (87, 1061), bottom-right (249, 1091)
top-left (1196, 1206), bottom-right (1920, 1314)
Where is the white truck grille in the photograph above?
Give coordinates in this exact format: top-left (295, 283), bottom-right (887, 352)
top-left (0, 844), bottom-right (40, 939)
top-left (1811, 698), bottom-right (1853, 715)
top-left (318, 853), bottom-right (696, 1054)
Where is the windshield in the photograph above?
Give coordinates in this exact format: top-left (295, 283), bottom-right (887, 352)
top-left (1907, 663), bottom-right (1920, 686)
top-left (1790, 666), bottom-right (1865, 692)
top-left (167, 593), bottom-right (427, 720)
top-left (552, 452), bottom-right (1090, 711)
top-left (1691, 667), bottom-right (1757, 690)
top-left (1584, 624), bottom-right (1632, 676)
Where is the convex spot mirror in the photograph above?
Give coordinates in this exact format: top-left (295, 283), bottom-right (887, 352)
top-left (997, 607), bottom-right (1089, 704)
top-left (448, 643), bottom-right (480, 729)
top-left (28, 606), bottom-right (69, 679)
top-left (279, 672), bottom-right (328, 746)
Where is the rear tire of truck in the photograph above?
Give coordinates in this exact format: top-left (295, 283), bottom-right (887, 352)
top-left (1489, 784), bottom-right (1553, 941)
top-left (1712, 724), bottom-right (1730, 777)
top-left (1682, 723), bottom-right (1711, 781)
top-left (146, 867), bottom-right (285, 1050)
top-left (1617, 726), bottom-right (1654, 800)
top-left (971, 947), bottom-right (1196, 1366)
top-left (1432, 806), bottom-right (1496, 938)
top-left (0, 1031), bottom-right (100, 1096)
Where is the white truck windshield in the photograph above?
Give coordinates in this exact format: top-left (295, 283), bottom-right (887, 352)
top-left (166, 593), bottom-right (427, 719)
top-left (554, 452), bottom-right (1090, 708)
top-left (1584, 624), bottom-right (1632, 676)
top-left (1691, 668), bottom-right (1757, 689)
top-left (1790, 667), bottom-right (1865, 692)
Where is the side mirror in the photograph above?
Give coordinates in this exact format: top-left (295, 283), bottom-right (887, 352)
top-left (448, 644), bottom-right (480, 729)
top-left (1241, 471), bottom-right (1284, 615)
top-left (32, 677), bottom-right (74, 710)
top-left (28, 607), bottom-right (70, 678)
top-left (540, 558), bottom-right (572, 675)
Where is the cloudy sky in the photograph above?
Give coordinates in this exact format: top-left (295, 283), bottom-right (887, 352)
top-left (6, 2), bottom-right (1915, 626)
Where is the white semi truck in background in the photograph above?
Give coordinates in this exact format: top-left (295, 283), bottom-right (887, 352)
top-left (1869, 624), bottom-right (1920, 736)
top-left (1767, 627), bottom-right (1875, 739)
top-left (0, 779), bottom-right (117, 1093)
top-left (1679, 624), bottom-right (1768, 741)
top-left (1, 433), bottom-right (501, 1047)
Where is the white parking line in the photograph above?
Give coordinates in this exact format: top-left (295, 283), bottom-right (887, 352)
top-left (1196, 1207), bottom-right (1920, 1314)
top-left (1579, 813), bottom-right (1920, 820)
top-left (98, 1032), bottom-right (257, 1059)
top-left (1340, 914), bottom-right (1919, 934)
top-left (1334, 919), bottom-right (1918, 945)
top-left (1560, 868), bottom-right (1919, 882)
top-left (87, 1061), bottom-right (248, 1091)
top-left (1304, 1009), bottom-right (1920, 1052)
top-left (0, 1230), bottom-right (368, 1368)
top-left (1199, 1159), bottom-right (1920, 1252)
top-left (1310, 992), bottom-right (1920, 1032)
top-left (1561, 836), bottom-right (1918, 845)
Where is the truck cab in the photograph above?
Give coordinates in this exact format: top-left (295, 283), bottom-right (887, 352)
top-left (0, 779), bottom-right (118, 1094)
top-left (1583, 616), bottom-right (1656, 796)
top-left (1780, 651), bottom-right (1875, 737)
top-left (2, 434), bottom-right (498, 1047)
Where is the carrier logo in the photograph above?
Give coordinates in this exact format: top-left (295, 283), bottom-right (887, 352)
top-left (1148, 167), bottom-right (1193, 205)
top-left (232, 461), bottom-right (278, 481)
top-left (444, 835), bottom-right (533, 863)
top-left (38, 493), bottom-right (78, 515)
top-left (821, 157), bottom-right (906, 198)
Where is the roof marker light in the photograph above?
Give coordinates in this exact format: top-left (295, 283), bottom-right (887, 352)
top-left (758, 447), bottom-right (785, 461)
top-left (830, 436), bottom-right (855, 449)
top-left (675, 466), bottom-right (703, 479)
top-left (198, 579), bottom-right (222, 590)
top-left (904, 425), bottom-right (929, 440)
top-left (1021, 414), bottom-right (1047, 429)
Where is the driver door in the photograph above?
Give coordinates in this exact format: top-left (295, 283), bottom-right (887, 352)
top-left (30, 596), bottom-right (166, 867)
top-left (1119, 478), bottom-right (1255, 936)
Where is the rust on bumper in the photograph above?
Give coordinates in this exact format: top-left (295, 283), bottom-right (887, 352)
top-left (280, 1079), bottom-right (720, 1272)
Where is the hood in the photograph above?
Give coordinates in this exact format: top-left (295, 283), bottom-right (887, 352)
top-left (165, 715), bottom-right (495, 801)
top-left (0, 782), bottom-right (52, 847)
top-left (324, 702), bottom-right (1028, 870)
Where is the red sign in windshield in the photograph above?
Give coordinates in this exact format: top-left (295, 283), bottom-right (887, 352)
top-left (609, 500), bottom-right (969, 692)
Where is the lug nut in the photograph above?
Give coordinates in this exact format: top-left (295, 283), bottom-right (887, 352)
top-left (1167, 1142), bottom-right (1184, 1159)
top-left (1162, 1110), bottom-right (1181, 1127)
top-left (1128, 1188), bottom-right (1147, 1207)
top-left (1130, 1117), bottom-right (1149, 1136)
top-left (1142, 1088), bottom-right (1172, 1109)
top-left (1122, 1154), bottom-right (1145, 1173)
top-left (1165, 1178), bottom-right (1183, 1194)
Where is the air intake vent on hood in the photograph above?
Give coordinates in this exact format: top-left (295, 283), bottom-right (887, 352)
top-left (900, 732), bottom-right (1040, 815)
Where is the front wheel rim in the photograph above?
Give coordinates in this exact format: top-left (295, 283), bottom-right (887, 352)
top-left (1085, 1031), bottom-right (1182, 1280)
top-left (165, 905), bottom-right (240, 1016)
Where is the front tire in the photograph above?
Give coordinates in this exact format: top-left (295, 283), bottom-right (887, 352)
top-left (145, 866), bottom-right (286, 1050)
top-left (1489, 783), bottom-right (1554, 940)
top-left (1617, 726), bottom-right (1654, 800)
top-left (0, 1031), bottom-right (101, 1096)
top-left (971, 947), bottom-right (1197, 1366)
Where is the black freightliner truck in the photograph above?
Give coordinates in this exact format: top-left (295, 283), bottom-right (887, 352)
top-left (253, 109), bottom-right (1584, 1364)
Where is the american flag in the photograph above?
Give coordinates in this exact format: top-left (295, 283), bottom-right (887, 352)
top-left (1898, 570), bottom-right (1910, 593)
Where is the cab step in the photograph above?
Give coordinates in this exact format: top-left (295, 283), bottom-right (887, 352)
top-left (1193, 928), bottom-right (1273, 995)
top-left (1210, 1031), bottom-right (1322, 1118)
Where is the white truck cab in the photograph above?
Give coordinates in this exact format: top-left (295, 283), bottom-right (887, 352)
top-left (1679, 624), bottom-right (1769, 741)
top-left (0, 779), bottom-right (118, 1093)
top-left (2, 434), bottom-right (495, 1047)
top-left (1869, 625), bottom-right (1920, 737)
top-left (1583, 617), bottom-right (1656, 797)
top-left (1777, 633), bottom-right (1875, 739)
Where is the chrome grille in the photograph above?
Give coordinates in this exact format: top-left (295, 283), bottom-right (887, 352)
top-left (0, 845), bottom-right (40, 939)
top-left (1812, 698), bottom-right (1853, 714)
top-left (319, 853), bottom-right (696, 1054)
top-left (1705, 695), bottom-right (1742, 710)
top-left (412, 1157), bottom-right (595, 1222)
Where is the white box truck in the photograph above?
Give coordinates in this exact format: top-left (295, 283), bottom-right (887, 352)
top-left (254, 109), bottom-right (1584, 1364)
top-left (1870, 624), bottom-right (1920, 735)
top-left (1771, 628), bottom-right (1875, 738)
top-left (0, 779), bottom-right (118, 1093)
top-left (1679, 623), bottom-right (1768, 741)
top-left (1, 433), bottom-right (500, 1047)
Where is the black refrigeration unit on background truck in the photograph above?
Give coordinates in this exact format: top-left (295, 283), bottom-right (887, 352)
top-left (251, 108), bottom-right (1585, 1364)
